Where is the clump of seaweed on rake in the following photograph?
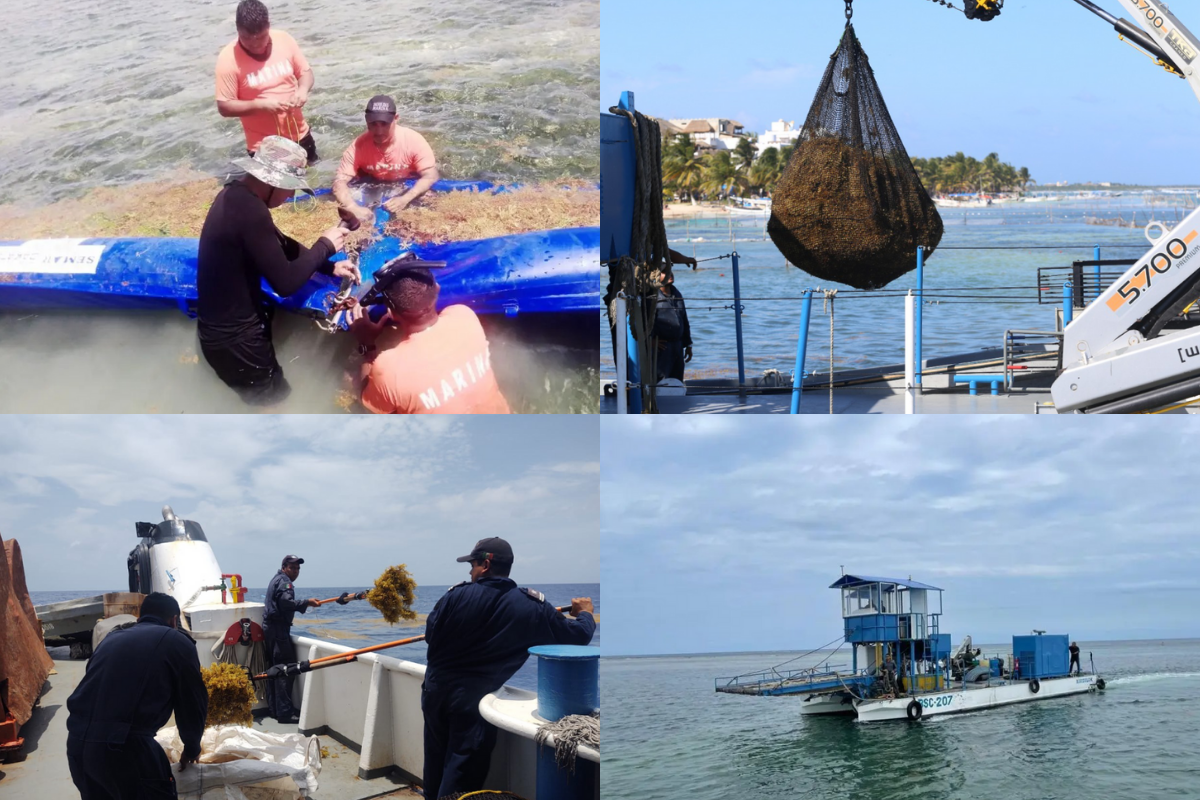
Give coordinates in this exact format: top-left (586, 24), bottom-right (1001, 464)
top-left (202, 662), bottom-right (256, 728)
top-left (368, 565), bottom-right (418, 624)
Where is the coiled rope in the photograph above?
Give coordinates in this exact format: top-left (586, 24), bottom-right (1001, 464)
top-left (605, 107), bottom-right (673, 412)
top-left (534, 713), bottom-right (599, 774)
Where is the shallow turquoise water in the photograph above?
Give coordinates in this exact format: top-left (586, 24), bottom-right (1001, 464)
top-left (603, 641), bottom-right (1200, 800)
top-left (2, 0), bottom-right (599, 203)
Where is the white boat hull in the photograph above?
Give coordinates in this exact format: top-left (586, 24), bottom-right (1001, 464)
top-left (853, 675), bottom-right (1098, 722)
top-left (797, 692), bottom-right (857, 715)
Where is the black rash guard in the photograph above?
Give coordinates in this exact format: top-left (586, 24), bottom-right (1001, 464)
top-left (196, 180), bottom-right (335, 345)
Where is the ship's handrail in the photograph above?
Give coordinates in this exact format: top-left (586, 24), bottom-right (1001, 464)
top-left (290, 634), bottom-right (543, 797)
top-left (715, 664), bottom-right (857, 690)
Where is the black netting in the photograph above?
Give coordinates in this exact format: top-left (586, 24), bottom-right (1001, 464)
top-left (767, 23), bottom-right (943, 290)
top-left (964, 0), bottom-right (1002, 22)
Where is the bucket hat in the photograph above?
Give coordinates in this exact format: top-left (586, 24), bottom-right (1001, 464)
top-left (232, 136), bottom-right (314, 193)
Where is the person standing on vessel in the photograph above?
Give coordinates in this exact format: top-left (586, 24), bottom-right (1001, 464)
top-left (215, 0), bottom-right (320, 164)
top-left (653, 269), bottom-right (693, 383)
top-left (196, 137), bottom-right (356, 406)
top-left (333, 95), bottom-right (440, 228)
top-left (1069, 641), bottom-right (1081, 675)
top-left (421, 538), bottom-right (595, 800)
top-left (262, 555), bottom-right (321, 724)
top-left (65, 592), bottom-right (207, 800)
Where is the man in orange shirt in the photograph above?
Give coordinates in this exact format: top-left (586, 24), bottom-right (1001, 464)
top-left (347, 263), bottom-right (510, 414)
top-left (334, 95), bottom-right (440, 227)
top-left (215, 0), bottom-right (318, 164)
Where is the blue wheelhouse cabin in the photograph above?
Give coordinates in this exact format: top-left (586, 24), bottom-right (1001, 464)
top-left (832, 574), bottom-right (951, 693)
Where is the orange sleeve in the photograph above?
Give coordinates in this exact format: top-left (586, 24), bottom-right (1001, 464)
top-left (281, 31), bottom-right (310, 76)
top-left (335, 140), bottom-right (360, 186)
top-left (215, 47), bottom-right (239, 101)
top-left (410, 130), bottom-right (437, 173)
top-left (360, 368), bottom-right (396, 414)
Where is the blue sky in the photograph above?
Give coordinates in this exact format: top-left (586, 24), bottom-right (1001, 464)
top-left (601, 417), bottom-right (1200, 655)
top-left (601, 0), bottom-right (1200, 185)
top-left (0, 416), bottom-right (599, 591)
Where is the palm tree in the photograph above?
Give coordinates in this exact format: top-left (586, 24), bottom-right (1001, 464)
top-left (750, 146), bottom-right (781, 195)
top-left (662, 135), bottom-right (704, 204)
top-left (1018, 166), bottom-right (1034, 192)
top-left (733, 137), bottom-right (757, 176)
top-left (701, 151), bottom-right (738, 200)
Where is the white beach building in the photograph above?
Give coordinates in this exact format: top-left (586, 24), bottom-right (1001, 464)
top-left (667, 118), bottom-right (746, 150)
top-left (757, 119), bottom-right (801, 155)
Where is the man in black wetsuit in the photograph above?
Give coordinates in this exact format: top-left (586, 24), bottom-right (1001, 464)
top-left (421, 537), bottom-right (595, 800)
top-left (197, 135), bottom-right (359, 405)
top-left (263, 555), bottom-right (321, 723)
top-left (66, 592), bottom-right (207, 800)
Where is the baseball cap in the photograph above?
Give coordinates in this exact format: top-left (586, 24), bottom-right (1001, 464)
top-left (281, 554), bottom-right (305, 566)
top-left (456, 537), bottom-right (513, 564)
top-left (365, 95), bottom-right (397, 123)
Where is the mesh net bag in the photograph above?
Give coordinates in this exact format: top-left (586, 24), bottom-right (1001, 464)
top-left (767, 23), bottom-right (943, 290)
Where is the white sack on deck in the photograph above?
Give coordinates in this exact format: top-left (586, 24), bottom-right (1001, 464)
top-left (155, 725), bottom-right (321, 800)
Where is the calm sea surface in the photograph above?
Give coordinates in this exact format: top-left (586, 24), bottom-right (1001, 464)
top-left (2, 0), bottom-right (599, 203)
top-left (603, 641), bottom-right (1200, 800)
top-left (600, 196), bottom-right (1196, 380)
top-left (31, 583), bottom-right (599, 692)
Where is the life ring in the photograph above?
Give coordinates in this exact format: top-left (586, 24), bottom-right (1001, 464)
top-left (1096, 678), bottom-right (1106, 690)
top-left (1029, 678), bottom-right (1040, 694)
top-left (906, 700), bottom-right (923, 721)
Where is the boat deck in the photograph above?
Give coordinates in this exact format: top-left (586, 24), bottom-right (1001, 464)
top-left (0, 648), bottom-right (420, 800)
top-left (603, 380), bottom-right (1058, 414)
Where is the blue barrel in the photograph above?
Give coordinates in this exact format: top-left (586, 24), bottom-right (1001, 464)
top-left (529, 645), bottom-right (598, 721)
top-left (530, 645), bottom-right (598, 800)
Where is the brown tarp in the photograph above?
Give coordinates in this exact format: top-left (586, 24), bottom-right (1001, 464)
top-left (0, 534), bottom-right (53, 727)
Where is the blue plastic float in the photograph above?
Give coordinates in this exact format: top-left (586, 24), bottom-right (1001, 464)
top-left (0, 180), bottom-right (600, 321)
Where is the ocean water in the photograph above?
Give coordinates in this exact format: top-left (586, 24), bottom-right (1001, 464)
top-left (603, 641), bottom-right (1200, 800)
top-left (31, 583), bottom-right (600, 692)
top-left (600, 196), bottom-right (1196, 381)
top-left (2, 0), bottom-right (599, 203)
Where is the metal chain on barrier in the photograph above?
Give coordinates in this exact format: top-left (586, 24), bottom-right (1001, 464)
top-left (845, 0), bottom-right (853, 20)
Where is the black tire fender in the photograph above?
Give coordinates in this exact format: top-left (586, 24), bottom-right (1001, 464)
top-left (1096, 678), bottom-right (1106, 690)
top-left (906, 699), bottom-right (923, 721)
top-left (1029, 678), bottom-right (1041, 694)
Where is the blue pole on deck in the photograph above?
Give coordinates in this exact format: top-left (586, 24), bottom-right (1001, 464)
top-left (790, 290), bottom-right (815, 414)
top-left (731, 251), bottom-right (746, 387)
top-left (1063, 281), bottom-right (1073, 326)
top-left (916, 246), bottom-right (924, 388)
top-left (1094, 245), bottom-right (1101, 305)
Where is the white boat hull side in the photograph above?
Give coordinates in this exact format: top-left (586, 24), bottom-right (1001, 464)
top-left (798, 692), bottom-right (857, 715)
top-left (853, 676), bottom-right (1098, 722)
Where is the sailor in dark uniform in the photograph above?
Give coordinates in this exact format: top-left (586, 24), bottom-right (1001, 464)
top-left (421, 537), bottom-right (596, 800)
top-left (263, 554), bottom-right (320, 723)
top-left (66, 592), bottom-right (207, 800)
